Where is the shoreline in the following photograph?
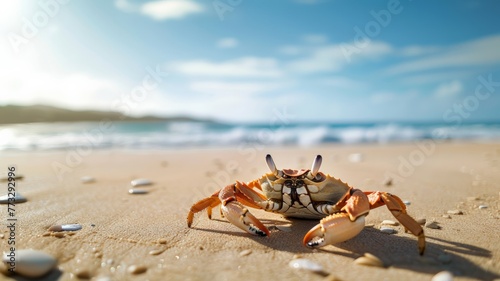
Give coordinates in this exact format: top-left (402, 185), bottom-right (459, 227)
top-left (1, 142), bottom-right (499, 280)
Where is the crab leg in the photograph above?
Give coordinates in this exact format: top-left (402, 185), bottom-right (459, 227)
top-left (303, 213), bottom-right (365, 247)
top-left (187, 190), bottom-right (221, 227)
top-left (366, 191), bottom-right (426, 255)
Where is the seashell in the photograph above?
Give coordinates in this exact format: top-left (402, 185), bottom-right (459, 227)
top-left (354, 253), bottom-right (384, 267)
top-left (381, 220), bottom-right (399, 226)
top-left (0, 192), bottom-right (27, 204)
top-left (2, 249), bottom-right (57, 278)
top-left (403, 200), bottom-right (411, 206)
top-left (130, 179), bottom-right (153, 187)
top-left (128, 189), bottom-right (148, 194)
top-left (431, 271), bottom-right (453, 281)
top-left (276, 224), bottom-right (292, 232)
top-left (289, 258), bottom-right (324, 273)
top-left (148, 249), bottom-right (164, 256)
top-left (127, 265), bottom-right (147, 274)
top-left (48, 224), bottom-right (82, 232)
top-left (478, 205), bottom-right (488, 209)
top-left (380, 227), bottom-right (397, 234)
top-left (447, 210), bottom-right (463, 215)
top-left (81, 176), bottom-right (95, 183)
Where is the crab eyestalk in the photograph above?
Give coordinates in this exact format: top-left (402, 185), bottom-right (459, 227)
top-left (266, 154), bottom-right (278, 176)
top-left (310, 155), bottom-right (322, 179)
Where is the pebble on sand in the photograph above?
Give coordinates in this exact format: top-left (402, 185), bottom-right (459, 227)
top-left (48, 224), bottom-right (82, 232)
top-left (127, 265), bottom-right (147, 274)
top-left (239, 249), bottom-right (252, 257)
top-left (0, 192), bottom-right (27, 204)
top-left (431, 271), bottom-right (454, 281)
top-left (403, 200), bottom-right (411, 206)
top-left (130, 179), bottom-right (153, 187)
top-left (416, 218), bottom-right (426, 225)
top-left (81, 176), bottom-right (96, 184)
top-left (148, 249), bottom-right (164, 256)
top-left (2, 249), bottom-right (57, 278)
top-left (478, 205), bottom-right (488, 209)
top-left (447, 210), bottom-right (463, 215)
top-left (380, 227), bottom-right (397, 234)
top-left (381, 220), bottom-right (399, 226)
top-left (128, 189), bottom-right (148, 195)
top-left (354, 253), bottom-right (384, 268)
top-left (425, 221), bottom-right (441, 229)
top-left (289, 258), bottom-right (324, 273)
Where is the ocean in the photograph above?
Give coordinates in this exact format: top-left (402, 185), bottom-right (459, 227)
top-left (1, 120), bottom-right (500, 151)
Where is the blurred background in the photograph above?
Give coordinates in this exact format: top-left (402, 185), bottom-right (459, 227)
top-left (1, 0), bottom-right (500, 150)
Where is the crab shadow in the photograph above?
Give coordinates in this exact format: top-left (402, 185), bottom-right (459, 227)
top-left (193, 218), bottom-right (499, 281)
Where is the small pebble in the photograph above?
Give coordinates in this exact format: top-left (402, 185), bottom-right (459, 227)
top-left (431, 271), bottom-right (454, 281)
top-left (52, 232), bottom-right (66, 238)
top-left (354, 253), bottom-right (384, 267)
top-left (381, 220), bottom-right (399, 226)
top-left (130, 179), bottom-right (153, 187)
top-left (403, 200), bottom-right (411, 206)
top-left (128, 189), bottom-right (148, 195)
top-left (416, 218), bottom-right (426, 225)
top-left (157, 238), bottom-right (167, 244)
top-left (48, 224), bottom-right (82, 232)
top-left (289, 258), bottom-right (324, 273)
top-left (2, 249), bottom-right (57, 278)
top-left (127, 265), bottom-right (147, 274)
top-left (75, 269), bottom-right (91, 279)
top-left (425, 221), bottom-right (441, 229)
top-left (447, 210), bottom-right (463, 215)
top-left (479, 205), bottom-right (488, 209)
top-left (149, 249), bottom-right (164, 256)
top-left (442, 214), bottom-right (451, 219)
top-left (437, 254), bottom-right (452, 264)
top-left (276, 225), bottom-right (292, 232)
top-left (0, 234), bottom-right (4, 239)
top-left (348, 153), bottom-right (364, 163)
top-left (81, 176), bottom-right (95, 184)
top-left (0, 192), bottom-right (27, 204)
top-left (239, 249), bottom-right (252, 257)
top-left (380, 227), bottom-right (397, 234)
top-left (383, 178), bottom-right (393, 186)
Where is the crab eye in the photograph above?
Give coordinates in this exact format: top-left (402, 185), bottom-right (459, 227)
top-left (266, 154), bottom-right (279, 176)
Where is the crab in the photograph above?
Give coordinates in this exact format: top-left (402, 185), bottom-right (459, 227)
top-left (187, 154), bottom-right (425, 255)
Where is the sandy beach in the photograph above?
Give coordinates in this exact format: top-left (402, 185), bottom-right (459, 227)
top-left (1, 142), bottom-right (499, 280)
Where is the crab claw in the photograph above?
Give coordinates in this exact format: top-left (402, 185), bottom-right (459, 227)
top-left (303, 213), bottom-right (365, 248)
top-left (221, 201), bottom-right (270, 237)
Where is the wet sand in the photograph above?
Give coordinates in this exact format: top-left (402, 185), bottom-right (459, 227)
top-left (0, 142), bottom-right (499, 280)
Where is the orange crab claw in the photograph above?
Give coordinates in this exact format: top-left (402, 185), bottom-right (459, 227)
top-left (303, 213), bottom-right (365, 248)
top-left (222, 201), bottom-right (270, 237)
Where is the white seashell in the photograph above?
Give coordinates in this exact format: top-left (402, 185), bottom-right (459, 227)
top-left (348, 153), bottom-right (363, 163)
top-left (239, 249), bottom-right (252, 256)
top-left (0, 192), bottom-right (27, 204)
top-left (478, 205), bottom-right (488, 209)
top-left (380, 227), bottom-right (397, 234)
top-left (81, 176), bottom-right (95, 183)
top-left (403, 200), bottom-right (411, 206)
top-left (2, 249), bottom-right (57, 278)
top-left (431, 271), bottom-right (454, 281)
top-left (289, 258), bottom-right (324, 272)
top-left (48, 224), bottom-right (82, 232)
top-left (130, 179), bottom-right (153, 187)
top-left (128, 189), bottom-right (149, 194)
top-left (354, 253), bottom-right (384, 267)
top-left (381, 220), bottom-right (399, 226)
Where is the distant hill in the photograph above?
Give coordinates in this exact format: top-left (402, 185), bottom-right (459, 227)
top-left (0, 104), bottom-right (208, 124)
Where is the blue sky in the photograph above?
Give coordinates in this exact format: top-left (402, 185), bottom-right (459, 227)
top-left (1, 0), bottom-right (500, 122)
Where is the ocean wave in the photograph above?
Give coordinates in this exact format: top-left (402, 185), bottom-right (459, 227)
top-left (1, 121), bottom-right (500, 151)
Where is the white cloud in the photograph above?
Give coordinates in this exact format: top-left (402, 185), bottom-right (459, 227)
top-left (279, 45), bottom-right (303, 56)
top-left (216, 38), bottom-right (238, 48)
top-left (434, 80), bottom-right (463, 99)
top-left (189, 81), bottom-right (281, 96)
top-left (140, 0), bottom-right (203, 20)
top-left (171, 57), bottom-right (283, 78)
top-left (302, 34), bottom-right (328, 44)
top-left (399, 45), bottom-right (440, 57)
top-left (386, 34), bottom-right (500, 74)
top-left (287, 41), bottom-right (392, 73)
